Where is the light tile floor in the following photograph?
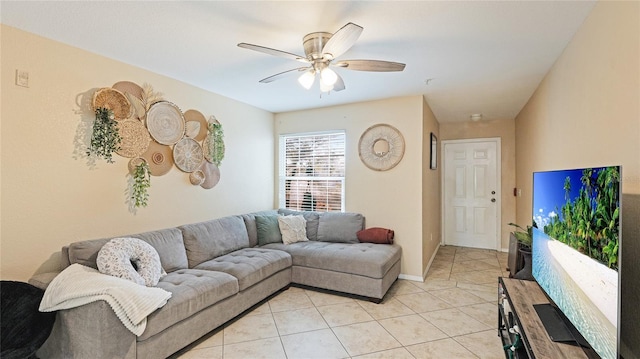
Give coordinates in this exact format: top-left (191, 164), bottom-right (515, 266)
top-left (176, 246), bottom-right (510, 359)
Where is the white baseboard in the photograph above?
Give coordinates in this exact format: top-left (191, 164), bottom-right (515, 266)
top-left (421, 244), bottom-right (441, 280)
top-left (398, 274), bottom-right (424, 282)
top-left (398, 244), bottom-right (442, 283)
top-left (500, 247), bottom-right (509, 253)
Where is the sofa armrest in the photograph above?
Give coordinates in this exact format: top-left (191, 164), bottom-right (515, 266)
top-left (28, 272), bottom-right (60, 290)
top-left (37, 300), bottom-right (136, 359)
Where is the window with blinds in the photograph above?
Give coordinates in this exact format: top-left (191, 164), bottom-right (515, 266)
top-left (279, 131), bottom-right (345, 212)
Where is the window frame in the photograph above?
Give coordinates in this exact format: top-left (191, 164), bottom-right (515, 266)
top-left (278, 130), bottom-right (346, 212)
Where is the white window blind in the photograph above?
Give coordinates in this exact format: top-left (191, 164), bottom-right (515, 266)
top-left (279, 131), bottom-right (345, 212)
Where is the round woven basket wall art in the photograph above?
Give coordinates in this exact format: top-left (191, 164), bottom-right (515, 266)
top-left (141, 141), bottom-right (174, 176)
top-left (183, 109), bottom-right (209, 142)
top-left (112, 81), bottom-right (144, 100)
top-left (199, 161), bottom-right (221, 189)
top-left (173, 138), bottom-right (204, 173)
top-left (358, 124), bottom-right (405, 171)
top-left (115, 119), bottom-right (151, 158)
top-left (146, 101), bottom-right (185, 145)
top-left (92, 88), bottom-right (132, 120)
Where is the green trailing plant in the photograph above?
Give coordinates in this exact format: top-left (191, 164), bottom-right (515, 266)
top-left (508, 222), bottom-right (534, 249)
top-left (87, 107), bottom-right (121, 163)
top-left (132, 161), bottom-right (151, 208)
top-left (207, 122), bottom-right (225, 166)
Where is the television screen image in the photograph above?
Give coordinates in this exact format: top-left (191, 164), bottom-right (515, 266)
top-left (532, 166), bottom-right (620, 359)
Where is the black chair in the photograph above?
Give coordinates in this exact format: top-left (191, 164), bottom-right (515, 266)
top-left (1, 281), bottom-right (56, 359)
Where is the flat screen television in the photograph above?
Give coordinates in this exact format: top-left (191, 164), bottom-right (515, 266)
top-left (532, 166), bottom-right (621, 359)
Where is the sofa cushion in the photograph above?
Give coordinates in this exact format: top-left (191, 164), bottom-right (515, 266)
top-left (255, 215), bottom-right (282, 245)
top-left (241, 210), bottom-right (279, 247)
top-left (194, 248), bottom-right (292, 291)
top-left (278, 209), bottom-right (320, 241)
top-left (140, 269), bottom-right (239, 341)
top-left (179, 216), bottom-right (250, 268)
top-left (261, 241), bottom-right (401, 279)
top-left (316, 212), bottom-right (364, 243)
top-left (67, 228), bottom-right (188, 273)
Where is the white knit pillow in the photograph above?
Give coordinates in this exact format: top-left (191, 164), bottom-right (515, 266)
top-left (97, 237), bottom-right (164, 287)
top-left (278, 215), bottom-right (309, 245)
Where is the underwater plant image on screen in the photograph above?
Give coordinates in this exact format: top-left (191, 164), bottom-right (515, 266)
top-left (532, 166), bottom-right (620, 359)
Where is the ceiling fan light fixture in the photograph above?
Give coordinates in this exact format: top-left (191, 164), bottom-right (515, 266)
top-left (320, 67), bottom-right (338, 86)
top-left (320, 80), bottom-right (334, 93)
top-left (239, 22), bottom-right (405, 94)
top-left (298, 70), bottom-right (316, 89)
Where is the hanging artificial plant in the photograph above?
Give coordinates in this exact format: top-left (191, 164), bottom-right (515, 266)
top-left (207, 122), bottom-right (225, 167)
top-left (132, 161), bottom-right (151, 208)
top-left (87, 107), bottom-right (121, 163)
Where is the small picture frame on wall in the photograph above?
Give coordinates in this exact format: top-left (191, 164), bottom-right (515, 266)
top-left (430, 132), bottom-right (437, 169)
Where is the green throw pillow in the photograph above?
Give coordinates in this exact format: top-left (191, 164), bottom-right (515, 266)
top-left (255, 215), bottom-right (282, 245)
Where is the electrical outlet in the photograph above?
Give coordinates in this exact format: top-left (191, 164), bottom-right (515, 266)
top-left (15, 69), bottom-right (29, 87)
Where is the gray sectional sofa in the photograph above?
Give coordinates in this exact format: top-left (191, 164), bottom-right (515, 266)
top-left (30, 209), bottom-right (402, 359)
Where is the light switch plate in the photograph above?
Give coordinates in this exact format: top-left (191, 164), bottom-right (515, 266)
top-left (16, 69), bottom-right (29, 87)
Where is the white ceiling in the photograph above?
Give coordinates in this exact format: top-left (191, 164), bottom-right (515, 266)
top-left (1, 1), bottom-right (596, 122)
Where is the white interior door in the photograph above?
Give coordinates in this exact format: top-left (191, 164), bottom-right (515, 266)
top-left (442, 139), bottom-right (501, 249)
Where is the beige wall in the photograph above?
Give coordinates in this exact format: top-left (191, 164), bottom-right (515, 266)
top-left (0, 25), bottom-right (275, 281)
top-left (440, 119), bottom-right (517, 250)
top-left (515, 1), bottom-right (640, 226)
top-left (275, 96), bottom-right (430, 279)
top-left (421, 97), bottom-right (442, 273)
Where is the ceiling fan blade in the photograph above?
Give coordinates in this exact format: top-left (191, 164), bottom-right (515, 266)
top-left (259, 67), bottom-right (310, 83)
top-left (333, 73), bottom-right (346, 92)
top-left (321, 23), bottom-right (363, 59)
top-left (334, 60), bottom-right (406, 72)
top-left (238, 43), bottom-right (309, 63)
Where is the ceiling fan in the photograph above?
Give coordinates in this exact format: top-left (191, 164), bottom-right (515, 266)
top-left (238, 22), bottom-right (406, 93)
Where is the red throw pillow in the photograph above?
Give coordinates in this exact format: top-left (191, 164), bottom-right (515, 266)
top-left (356, 227), bottom-right (394, 244)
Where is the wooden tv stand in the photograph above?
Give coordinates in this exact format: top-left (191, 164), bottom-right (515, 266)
top-left (498, 277), bottom-right (589, 359)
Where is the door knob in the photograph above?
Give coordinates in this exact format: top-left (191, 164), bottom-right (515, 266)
top-left (491, 191), bottom-right (496, 195)
top-left (491, 198), bottom-right (496, 202)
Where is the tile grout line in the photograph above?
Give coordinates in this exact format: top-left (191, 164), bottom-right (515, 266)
top-left (183, 246), bottom-right (507, 358)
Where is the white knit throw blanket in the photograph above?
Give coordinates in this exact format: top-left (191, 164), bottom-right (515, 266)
top-left (40, 264), bottom-right (172, 336)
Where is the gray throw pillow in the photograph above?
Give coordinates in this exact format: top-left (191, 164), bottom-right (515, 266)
top-left (317, 212), bottom-right (365, 243)
top-left (256, 215), bottom-right (282, 245)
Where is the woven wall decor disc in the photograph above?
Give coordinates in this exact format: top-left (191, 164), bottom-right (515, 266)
top-left (185, 121), bottom-right (201, 139)
top-left (173, 138), bottom-right (204, 173)
top-left (112, 81), bottom-right (143, 100)
top-left (199, 161), bottom-right (221, 189)
top-left (189, 170), bottom-right (205, 186)
top-left (184, 110), bottom-right (208, 141)
top-left (358, 124), bottom-right (405, 171)
top-left (116, 119), bottom-right (151, 158)
top-left (141, 141), bottom-right (174, 176)
top-left (92, 88), bottom-right (132, 120)
top-left (146, 101), bottom-right (185, 145)
top-left (127, 157), bottom-right (147, 175)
